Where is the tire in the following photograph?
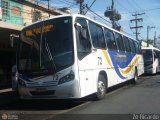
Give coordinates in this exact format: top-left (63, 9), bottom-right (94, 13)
top-left (94, 75), bottom-right (107, 100)
top-left (156, 67), bottom-right (158, 74)
top-left (132, 69), bottom-right (138, 84)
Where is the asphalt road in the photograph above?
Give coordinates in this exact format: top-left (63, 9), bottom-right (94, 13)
top-left (0, 74), bottom-right (160, 120)
top-left (67, 74), bottom-right (160, 114)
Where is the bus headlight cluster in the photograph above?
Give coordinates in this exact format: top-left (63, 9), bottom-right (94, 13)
top-left (18, 79), bottom-right (26, 87)
top-left (58, 71), bottom-right (75, 85)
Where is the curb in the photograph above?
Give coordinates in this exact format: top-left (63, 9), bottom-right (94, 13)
top-left (0, 89), bottom-right (19, 107)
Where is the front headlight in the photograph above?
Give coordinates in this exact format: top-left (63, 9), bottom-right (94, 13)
top-left (15, 72), bottom-right (18, 81)
top-left (18, 79), bottom-right (26, 87)
top-left (58, 71), bottom-right (75, 85)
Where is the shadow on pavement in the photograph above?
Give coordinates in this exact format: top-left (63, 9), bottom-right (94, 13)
top-left (0, 91), bottom-right (92, 111)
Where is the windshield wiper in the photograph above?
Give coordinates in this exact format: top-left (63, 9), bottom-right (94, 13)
top-left (40, 22), bottom-right (57, 74)
top-left (44, 37), bottom-right (57, 73)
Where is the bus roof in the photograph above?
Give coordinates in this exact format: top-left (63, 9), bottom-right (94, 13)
top-left (142, 46), bottom-right (160, 51)
top-left (22, 14), bottom-right (138, 42)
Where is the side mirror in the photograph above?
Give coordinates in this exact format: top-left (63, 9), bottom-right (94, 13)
top-left (81, 28), bottom-right (87, 40)
top-left (75, 23), bottom-right (87, 40)
top-left (10, 34), bottom-right (19, 47)
top-left (75, 23), bottom-right (82, 30)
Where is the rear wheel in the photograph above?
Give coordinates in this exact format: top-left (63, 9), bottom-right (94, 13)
top-left (156, 67), bottom-right (158, 74)
top-left (95, 75), bottom-right (107, 100)
top-left (132, 69), bottom-right (138, 84)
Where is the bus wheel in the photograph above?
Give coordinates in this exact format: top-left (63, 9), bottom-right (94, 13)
top-left (95, 75), bottom-right (107, 100)
top-left (156, 67), bottom-right (158, 74)
top-left (132, 69), bottom-right (138, 84)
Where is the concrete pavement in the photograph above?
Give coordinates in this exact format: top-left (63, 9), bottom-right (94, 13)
top-left (0, 88), bottom-right (18, 107)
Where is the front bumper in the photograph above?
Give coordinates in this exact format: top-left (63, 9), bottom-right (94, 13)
top-left (144, 68), bottom-right (153, 74)
top-left (18, 80), bottom-right (81, 99)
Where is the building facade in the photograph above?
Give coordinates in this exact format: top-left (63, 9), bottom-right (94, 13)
top-left (0, 0), bottom-right (68, 89)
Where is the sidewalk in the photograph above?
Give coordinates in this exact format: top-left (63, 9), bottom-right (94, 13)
top-left (0, 88), bottom-right (12, 93)
top-left (0, 88), bottom-right (18, 107)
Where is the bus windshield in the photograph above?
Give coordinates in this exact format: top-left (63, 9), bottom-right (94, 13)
top-left (18, 17), bottom-right (74, 75)
top-left (142, 49), bottom-right (153, 66)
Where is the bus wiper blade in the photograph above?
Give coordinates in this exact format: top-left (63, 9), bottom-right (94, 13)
top-left (44, 37), bottom-right (57, 74)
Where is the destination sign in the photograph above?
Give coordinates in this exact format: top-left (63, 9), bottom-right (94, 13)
top-left (142, 50), bottom-right (146, 53)
top-left (25, 24), bottom-right (54, 36)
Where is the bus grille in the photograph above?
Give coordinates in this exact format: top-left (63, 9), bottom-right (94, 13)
top-left (30, 90), bottom-right (55, 96)
top-left (26, 80), bottom-right (58, 87)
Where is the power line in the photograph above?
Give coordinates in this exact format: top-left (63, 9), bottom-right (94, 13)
top-left (130, 0), bottom-right (156, 26)
top-left (84, 0), bottom-right (96, 15)
top-left (55, 0), bottom-right (76, 6)
top-left (121, 7), bottom-right (160, 15)
top-left (126, 0), bottom-right (136, 12)
top-left (115, 0), bottom-right (132, 13)
top-left (86, 7), bottom-right (135, 38)
top-left (86, 8), bottom-right (111, 24)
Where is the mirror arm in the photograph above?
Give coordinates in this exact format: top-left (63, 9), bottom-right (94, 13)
top-left (10, 34), bottom-right (19, 47)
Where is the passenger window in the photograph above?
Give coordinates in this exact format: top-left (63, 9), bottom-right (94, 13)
top-left (104, 28), bottom-right (117, 50)
top-left (76, 18), bottom-right (91, 60)
top-left (135, 42), bottom-right (140, 54)
top-left (137, 42), bottom-right (141, 54)
top-left (115, 33), bottom-right (125, 51)
top-left (129, 39), bottom-right (136, 53)
top-left (89, 22), bottom-right (106, 49)
top-left (123, 36), bottom-right (131, 52)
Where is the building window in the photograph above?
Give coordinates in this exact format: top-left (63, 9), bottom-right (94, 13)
top-left (1, 0), bottom-right (9, 18)
top-left (32, 10), bottom-right (42, 22)
top-left (12, 6), bottom-right (21, 16)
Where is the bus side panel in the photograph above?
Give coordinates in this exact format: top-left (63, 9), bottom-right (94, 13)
top-left (102, 50), bottom-right (126, 87)
top-left (97, 50), bottom-right (120, 87)
top-left (78, 52), bottom-right (98, 97)
top-left (78, 49), bottom-right (121, 97)
top-left (137, 55), bottom-right (144, 76)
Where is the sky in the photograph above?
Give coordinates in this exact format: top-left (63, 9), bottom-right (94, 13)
top-left (39, 0), bottom-right (160, 42)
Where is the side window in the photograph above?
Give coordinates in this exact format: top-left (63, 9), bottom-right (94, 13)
top-left (123, 36), bottom-right (131, 52)
top-left (135, 41), bottom-right (140, 54)
top-left (76, 18), bottom-right (91, 60)
top-left (129, 39), bottom-right (136, 53)
top-left (115, 33), bottom-right (125, 51)
top-left (104, 28), bottom-right (117, 50)
top-left (154, 50), bottom-right (158, 58)
top-left (137, 42), bottom-right (141, 54)
top-left (89, 22), bottom-right (106, 49)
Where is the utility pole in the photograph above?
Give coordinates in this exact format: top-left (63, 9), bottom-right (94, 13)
top-left (147, 26), bottom-right (155, 46)
top-left (111, 0), bottom-right (115, 29)
top-left (154, 31), bottom-right (157, 47)
top-left (104, 0), bottom-right (121, 30)
top-left (80, 0), bottom-right (84, 14)
top-left (41, 0), bottom-right (50, 17)
top-left (76, 0), bottom-right (85, 15)
top-left (130, 12), bottom-right (145, 40)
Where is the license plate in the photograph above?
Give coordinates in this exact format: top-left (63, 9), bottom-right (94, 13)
top-left (36, 88), bottom-right (47, 92)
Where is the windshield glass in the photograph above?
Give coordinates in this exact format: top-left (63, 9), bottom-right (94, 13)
top-left (18, 17), bottom-right (74, 75)
top-left (142, 49), bottom-right (153, 66)
top-left (142, 49), bottom-right (153, 60)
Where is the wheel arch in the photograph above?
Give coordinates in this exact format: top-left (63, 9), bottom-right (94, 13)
top-left (134, 66), bottom-right (138, 75)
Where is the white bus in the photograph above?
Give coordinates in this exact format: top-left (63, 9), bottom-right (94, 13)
top-left (142, 47), bottom-right (160, 74)
top-left (13, 14), bottom-right (144, 100)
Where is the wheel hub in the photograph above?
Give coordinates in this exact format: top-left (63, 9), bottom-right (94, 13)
top-left (98, 81), bottom-right (105, 95)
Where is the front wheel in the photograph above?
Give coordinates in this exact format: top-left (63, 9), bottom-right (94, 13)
top-left (95, 75), bottom-right (107, 100)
